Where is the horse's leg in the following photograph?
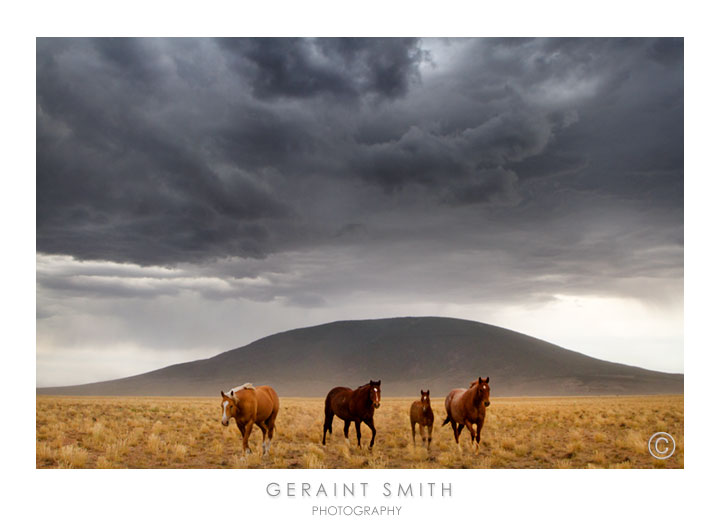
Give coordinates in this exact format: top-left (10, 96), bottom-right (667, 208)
top-left (257, 422), bottom-right (268, 456)
top-left (364, 418), bottom-right (377, 449)
top-left (343, 420), bottom-right (351, 445)
top-left (265, 420), bottom-right (275, 455)
top-left (453, 421), bottom-right (464, 452)
top-left (242, 422), bottom-right (254, 454)
top-left (411, 420), bottom-right (416, 446)
top-left (427, 420), bottom-right (433, 449)
top-left (265, 408), bottom-right (279, 455)
top-left (354, 420), bottom-right (362, 447)
top-left (322, 410), bottom-right (334, 445)
top-left (236, 421), bottom-right (246, 447)
top-left (476, 416), bottom-right (485, 447)
top-left (450, 420), bottom-right (460, 444)
top-left (473, 421), bottom-right (479, 446)
top-left (463, 419), bottom-right (477, 450)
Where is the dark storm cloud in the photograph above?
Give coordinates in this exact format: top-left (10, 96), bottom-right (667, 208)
top-left (36, 37), bottom-right (683, 301)
top-left (219, 37), bottom-right (425, 101)
top-left (37, 39), bottom-right (295, 265)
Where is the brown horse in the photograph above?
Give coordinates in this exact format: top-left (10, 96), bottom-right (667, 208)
top-left (322, 380), bottom-right (381, 448)
top-left (410, 389), bottom-right (434, 449)
top-left (220, 383), bottom-right (280, 455)
top-left (442, 377), bottom-right (490, 451)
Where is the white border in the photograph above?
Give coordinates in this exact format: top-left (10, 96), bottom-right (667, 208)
top-left (8, 1), bottom-right (719, 528)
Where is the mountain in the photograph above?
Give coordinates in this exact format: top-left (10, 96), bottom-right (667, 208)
top-left (36, 317), bottom-right (683, 396)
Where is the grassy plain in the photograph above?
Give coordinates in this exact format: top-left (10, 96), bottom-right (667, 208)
top-left (36, 395), bottom-right (683, 469)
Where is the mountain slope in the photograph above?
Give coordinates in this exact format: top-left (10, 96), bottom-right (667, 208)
top-left (37, 317), bottom-right (683, 396)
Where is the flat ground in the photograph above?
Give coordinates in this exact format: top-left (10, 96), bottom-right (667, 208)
top-left (36, 395), bottom-right (683, 469)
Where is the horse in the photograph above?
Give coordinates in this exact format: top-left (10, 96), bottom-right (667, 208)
top-left (220, 383), bottom-right (280, 455)
top-left (442, 376), bottom-right (490, 451)
top-left (410, 389), bottom-right (434, 449)
top-left (322, 380), bottom-right (381, 449)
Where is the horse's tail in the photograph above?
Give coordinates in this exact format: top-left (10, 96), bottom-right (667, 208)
top-left (442, 415), bottom-right (451, 426)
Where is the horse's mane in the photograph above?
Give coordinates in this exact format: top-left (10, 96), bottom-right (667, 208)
top-left (229, 382), bottom-right (255, 394)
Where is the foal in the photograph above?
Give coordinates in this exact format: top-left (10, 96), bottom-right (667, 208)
top-left (410, 389), bottom-right (434, 449)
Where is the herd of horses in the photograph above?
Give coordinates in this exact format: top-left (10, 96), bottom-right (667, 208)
top-left (219, 377), bottom-right (491, 456)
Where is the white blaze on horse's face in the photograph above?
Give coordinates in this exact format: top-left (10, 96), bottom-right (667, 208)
top-left (421, 391), bottom-right (430, 412)
top-left (371, 386), bottom-right (381, 408)
top-left (479, 380), bottom-right (491, 407)
top-left (221, 399), bottom-right (231, 426)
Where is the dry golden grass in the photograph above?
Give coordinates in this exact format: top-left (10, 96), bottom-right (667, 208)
top-left (36, 395), bottom-right (683, 469)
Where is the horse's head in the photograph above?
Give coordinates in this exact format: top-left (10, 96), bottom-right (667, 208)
top-left (369, 380), bottom-right (381, 408)
top-left (475, 376), bottom-right (491, 407)
top-left (220, 390), bottom-right (237, 426)
top-left (420, 389), bottom-right (431, 413)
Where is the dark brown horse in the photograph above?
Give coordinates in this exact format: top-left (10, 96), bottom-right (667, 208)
top-left (410, 389), bottom-right (434, 449)
top-left (220, 383), bottom-right (280, 455)
top-left (442, 377), bottom-right (490, 451)
top-left (322, 380), bottom-right (381, 448)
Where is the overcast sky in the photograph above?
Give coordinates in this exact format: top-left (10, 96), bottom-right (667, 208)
top-left (36, 38), bottom-right (683, 386)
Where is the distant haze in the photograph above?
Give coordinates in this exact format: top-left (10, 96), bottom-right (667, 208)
top-left (36, 38), bottom-right (683, 386)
